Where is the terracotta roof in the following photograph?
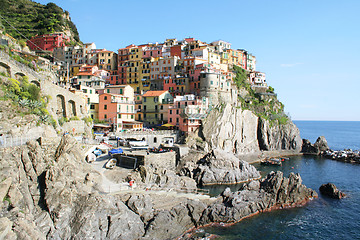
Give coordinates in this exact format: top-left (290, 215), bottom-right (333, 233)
top-left (142, 90), bottom-right (167, 97)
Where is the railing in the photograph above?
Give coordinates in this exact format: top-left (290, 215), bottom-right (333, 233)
top-left (0, 134), bottom-right (41, 148)
top-left (111, 99), bottom-right (135, 104)
top-left (117, 130), bottom-right (178, 136)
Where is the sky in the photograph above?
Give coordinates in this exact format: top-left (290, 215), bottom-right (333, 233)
top-left (35, 0), bottom-right (360, 121)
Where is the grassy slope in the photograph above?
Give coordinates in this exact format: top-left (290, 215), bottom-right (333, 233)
top-left (0, 0), bottom-right (80, 43)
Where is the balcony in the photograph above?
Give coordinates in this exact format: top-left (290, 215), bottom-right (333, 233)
top-left (111, 99), bottom-right (135, 104)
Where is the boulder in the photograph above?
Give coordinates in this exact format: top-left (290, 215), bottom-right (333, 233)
top-left (190, 149), bottom-right (261, 185)
top-left (301, 136), bottom-right (329, 155)
top-left (314, 136), bottom-right (329, 152)
top-left (301, 139), bottom-right (319, 154)
top-left (319, 183), bottom-right (346, 199)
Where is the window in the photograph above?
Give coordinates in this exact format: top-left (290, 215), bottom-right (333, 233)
top-left (155, 114), bottom-right (158, 119)
top-left (143, 97), bottom-right (147, 102)
top-left (120, 89), bottom-right (123, 94)
top-left (90, 104), bottom-right (95, 109)
top-left (104, 105), bottom-right (107, 110)
top-left (176, 118), bottom-right (179, 123)
top-left (170, 110), bottom-right (172, 114)
top-left (107, 89), bottom-right (110, 93)
top-left (104, 114), bottom-right (107, 119)
top-left (154, 137), bottom-right (157, 143)
top-left (118, 114), bottom-right (121, 118)
top-left (169, 118), bottom-right (172, 122)
top-left (104, 96), bottom-right (107, 100)
top-left (176, 109), bottom-right (179, 114)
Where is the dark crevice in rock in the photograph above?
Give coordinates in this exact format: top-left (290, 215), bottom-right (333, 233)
top-left (186, 204), bottom-right (198, 228)
top-left (37, 171), bottom-right (49, 212)
top-left (106, 216), bottom-right (111, 238)
top-left (143, 216), bottom-right (156, 237)
top-left (275, 178), bottom-right (285, 203)
top-left (257, 118), bottom-right (267, 151)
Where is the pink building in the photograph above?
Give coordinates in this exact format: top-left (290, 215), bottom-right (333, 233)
top-left (168, 95), bottom-right (209, 132)
top-left (27, 33), bottom-right (70, 52)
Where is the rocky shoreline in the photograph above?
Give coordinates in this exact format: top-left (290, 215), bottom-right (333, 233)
top-left (0, 135), bottom-right (318, 240)
top-left (301, 136), bottom-right (360, 164)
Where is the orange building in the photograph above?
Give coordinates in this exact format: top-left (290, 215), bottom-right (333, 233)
top-left (98, 86), bottom-right (142, 131)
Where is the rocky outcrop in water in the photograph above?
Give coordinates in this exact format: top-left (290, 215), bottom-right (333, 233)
top-left (319, 183), bottom-right (346, 199)
top-left (180, 149), bottom-right (260, 185)
top-left (302, 136), bottom-right (329, 155)
top-left (199, 171), bottom-right (318, 224)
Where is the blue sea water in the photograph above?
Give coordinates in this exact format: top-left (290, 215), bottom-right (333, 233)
top-left (203, 121), bottom-right (360, 240)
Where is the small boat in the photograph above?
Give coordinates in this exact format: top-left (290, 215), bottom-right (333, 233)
top-left (129, 140), bottom-right (148, 147)
top-left (105, 158), bottom-right (117, 169)
top-left (108, 148), bottom-right (123, 157)
top-left (281, 157), bottom-right (289, 161)
top-left (261, 158), bottom-right (282, 166)
top-left (85, 152), bottom-right (96, 163)
top-left (93, 148), bottom-right (102, 157)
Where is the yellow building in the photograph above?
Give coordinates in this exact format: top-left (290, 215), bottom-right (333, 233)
top-left (97, 50), bottom-right (117, 71)
top-left (142, 90), bottom-right (173, 127)
top-left (139, 57), bottom-right (153, 93)
top-left (127, 46), bottom-right (143, 94)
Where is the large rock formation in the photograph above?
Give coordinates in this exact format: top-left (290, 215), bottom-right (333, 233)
top-left (180, 149), bottom-right (260, 186)
top-left (202, 104), bottom-right (259, 154)
top-left (257, 118), bottom-right (302, 151)
top-left (302, 136), bottom-right (329, 155)
top-left (201, 103), bottom-right (302, 155)
top-left (319, 183), bottom-right (345, 199)
top-left (199, 171), bottom-right (318, 224)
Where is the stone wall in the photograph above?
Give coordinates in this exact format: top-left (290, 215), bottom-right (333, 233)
top-left (0, 50), bottom-right (88, 123)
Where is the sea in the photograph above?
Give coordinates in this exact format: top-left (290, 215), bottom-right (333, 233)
top-left (201, 121), bottom-right (360, 240)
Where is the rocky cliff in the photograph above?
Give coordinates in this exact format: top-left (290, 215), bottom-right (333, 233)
top-left (200, 102), bottom-right (302, 155)
top-left (0, 136), bottom-right (317, 240)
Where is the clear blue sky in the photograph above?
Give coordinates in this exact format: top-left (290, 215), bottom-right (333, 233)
top-left (35, 0), bottom-right (360, 121)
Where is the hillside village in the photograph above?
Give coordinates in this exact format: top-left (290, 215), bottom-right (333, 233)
top-left (4, 31), bottom-right (269, 134)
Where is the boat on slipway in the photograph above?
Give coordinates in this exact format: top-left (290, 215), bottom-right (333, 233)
top-left (260, 158), bottom-right (282, 166)
top-left (105, 158), bottom-right (117, 169)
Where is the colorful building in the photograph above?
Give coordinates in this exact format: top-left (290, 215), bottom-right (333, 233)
top-left (168, 95), bottom-right (209, 132)
top-left (142, 90), bottom-right (173, 127)
top-left (97, 50), bottom-right (118, 71)
top-left (27, 33), bottom-right (70, 52)
top-left (98, 86), bottom-right (138, 131)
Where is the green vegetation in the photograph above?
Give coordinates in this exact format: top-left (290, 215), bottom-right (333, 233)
top-left (58, 117), bottom-right (68, 126)
top-left (94, 119), bottom-right (107, 124)
top-left (233, 65), bottom-right (289, 127)
top-left (82, 116), bottom-right (93, 126)
top-left (0, 0), bottom-right (80, 43)
top-left (1, 75), bottom-right (53, 125)
top-left (3, 195), bottom-right (11, 205)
